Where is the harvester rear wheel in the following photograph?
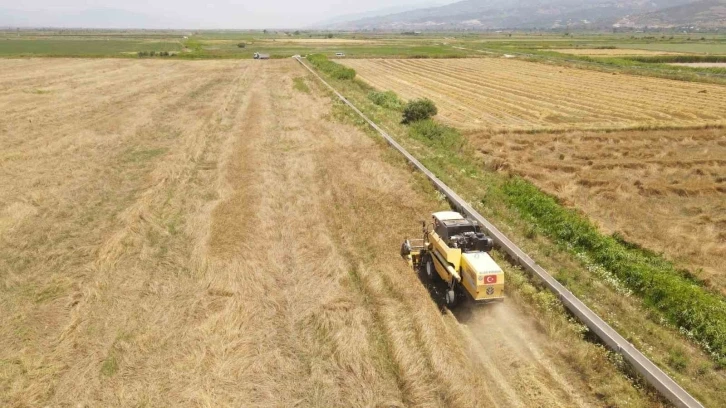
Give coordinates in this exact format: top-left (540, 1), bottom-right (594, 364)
top-left (445, 289), bottom-right (456, 307)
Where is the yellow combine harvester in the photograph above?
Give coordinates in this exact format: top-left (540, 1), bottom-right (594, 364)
top-left (401, 211), bottom-right (505, 307)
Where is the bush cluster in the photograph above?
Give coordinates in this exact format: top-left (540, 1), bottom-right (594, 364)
top-left (502, 178), bottom-right (726, 366)
top-left (307, 54), bottom-right (356, 80)
top-left (138, 51), bottom-right (173, 57)
top-left (368, 90), bottom-right (403, 110)
top-left (402, 98), bottom-right (437, 124)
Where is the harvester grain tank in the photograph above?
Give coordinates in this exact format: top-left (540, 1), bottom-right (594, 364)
top-left (401, 211), bottom-right (505, 306)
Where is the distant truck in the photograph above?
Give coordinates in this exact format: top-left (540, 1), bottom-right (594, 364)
top-left (253, 52), bottom-right (270, 60)
top-left (335, 52), bottom-right (345, 57)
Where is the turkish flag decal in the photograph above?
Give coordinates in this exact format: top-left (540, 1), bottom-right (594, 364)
top-left (484, 275), bottom-right (497, 284)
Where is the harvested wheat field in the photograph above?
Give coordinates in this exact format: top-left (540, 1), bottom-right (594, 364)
top-left (0, 58), bottom-right (656, 407)
top-left (471, 128), bottom-right (726, 294)
top-left (342, 58), bottom-right (726, 131)
top-left (669, 62), bottom-right (726, 68)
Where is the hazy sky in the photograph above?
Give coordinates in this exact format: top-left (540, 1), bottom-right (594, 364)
top-left (1, 0), bottom-right (454, 28)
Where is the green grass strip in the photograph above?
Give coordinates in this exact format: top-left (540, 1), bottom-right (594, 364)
top-left (307, 54), bottom-right (356, 80)
top-left (502, 178), bottom-right (726, 366)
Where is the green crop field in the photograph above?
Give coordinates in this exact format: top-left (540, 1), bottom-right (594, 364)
top-left (0, 38), bottom-right (182, 57)
top-left (0, 30), bottom-right (472, 59)
top-left (3, 29), bottom-right (726, 60)
top-left (180, 43), bottom-right (469, 59)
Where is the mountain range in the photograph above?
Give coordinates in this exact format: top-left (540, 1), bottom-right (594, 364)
top-left (312, 2), bottom-right (454, 28)
top-left (317, 0), bottom-right (726, 30)
top-left (616, 0), bottom-right (726, 28)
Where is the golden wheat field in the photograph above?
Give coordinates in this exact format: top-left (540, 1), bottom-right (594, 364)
top-left (342, 58), bottom-right (726, 131)
top-left (471, 128), bottom-right (726, 294)
top-left (0, 58), bottom-right (663, 407)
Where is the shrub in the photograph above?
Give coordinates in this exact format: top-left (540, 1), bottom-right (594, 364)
top-left (368, 90), bottom-right (402, 110)
top-left (149, 51), bottom-right (156, 57)
top-left (307, 54), bottom-right (356, 80)
top-left (408, 119), bottom-right (462, 150)
top-left (402, 98), bottom-right (437, 124)
top-left (237, 43), bottom-right (246, 48)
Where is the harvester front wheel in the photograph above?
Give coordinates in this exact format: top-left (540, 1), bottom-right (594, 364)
top-left (425, 257), bottom-right (435, 280)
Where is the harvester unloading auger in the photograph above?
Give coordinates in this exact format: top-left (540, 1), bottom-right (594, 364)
top-left (401, 211), bottom-right (505, 307)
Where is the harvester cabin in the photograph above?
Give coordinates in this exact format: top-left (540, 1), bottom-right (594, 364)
top-left (432, 212), bottom-right (475, 241)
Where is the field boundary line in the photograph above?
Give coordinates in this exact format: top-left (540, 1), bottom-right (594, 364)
top-left (294, 56), bottom-right (704, 408)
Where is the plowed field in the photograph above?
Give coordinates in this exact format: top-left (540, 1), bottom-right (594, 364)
top-left (342, 58), bottom-right (726, 131)
top-left (0, 58), bottom-right (655, 407)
